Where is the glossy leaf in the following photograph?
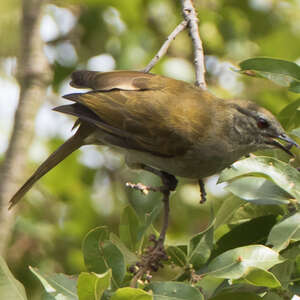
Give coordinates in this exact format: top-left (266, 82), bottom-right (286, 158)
top-left (205, 245), bottom-right (284, 279)
top-left (148, 281), bottom-right (203, 300)
top-left (278, 99), bottom-right (300, 131)
top-left (209, 292), bottom-right (262, 300)
top-left (262, 292), bottom-right (284, 300)
top-left (214, 195), bottom-right (244, 229)
top-left (109, 233), bottom-right (138, 265)
top-left (82, 227), bottom-right (125, 287)
top-left (291, 127), bottom-right (300, 138)
top-left (267, 213), bottom-right (300, 252)
top-left (219, 156), bottom-right (300, 201)
top-left (166, 246), bottom-right (187, 267)
top-left (242, 267), bottom-right (280, 288)
top-left (77, 270), bottom-right (111, 300)
top-left (138, 202), bottom-right (163, 238)
top-left (188, 220), bottom-right (214, 269)
top-left (195, 276), bottom-right (224, 300)
top-left (29, 267), bottom-right (77, 300)
top-left (0, 256), bottom-right (27, 300)
top-left (225, 177), bottom-right (291, 205)
top-left (239, 57), bottom-right (300, 92)
top-left (119, 205), bottom-right (141, 251)
top-left (111, 287), bottom-right (152, 300)
top-left (214, 215), bottom-right (277, 258)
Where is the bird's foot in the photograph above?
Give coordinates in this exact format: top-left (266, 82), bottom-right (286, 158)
top-left (198, 179), bottom-right (207, 204)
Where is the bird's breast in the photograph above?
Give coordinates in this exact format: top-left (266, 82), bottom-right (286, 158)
top-left (124, 142), bottom-right (248, 179)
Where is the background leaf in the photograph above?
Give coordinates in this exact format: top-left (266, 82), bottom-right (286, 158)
top-left (209, 292), bottom-right (262, 300)
top-left (213, 215), bottom-right (277, 258)
top-left (147, 281), bottom-right (203, 300)
top-left (29, 267), bottom-right (77, 300)
top-left (77, 270), bottom-right (111, 300)
top-left (239, 57), bottom-right (300, 93)
top-left (219, 156), bottom-right (300, 201)
top-left (0, 256), bottom-right (27, 300)
top-left (225, 177), bottom-right (291, 205)
top-left (267, 213), bottom-right (300, 252)
top-left (242, 267), bottom-right (280, 288)
top-left (82, 227), bottom-right (125, 288)
top-left (111, 287), bottom-right (152, 300)
top-left (277, 99), bottom-right (300, 131)
top-left (166, 246), bottom-right (187, 267)
top-left (119, 205), bottom-right (141, 251)
top-left (188, 220), bottom-right (214, 269)
top-left (205, 245), bottom-right (284, 279)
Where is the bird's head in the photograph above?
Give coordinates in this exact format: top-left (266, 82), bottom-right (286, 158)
top-left (228, 100), bottom-right (299, 156)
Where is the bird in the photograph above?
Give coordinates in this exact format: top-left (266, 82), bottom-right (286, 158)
top-left (9, 70), bottom-right (299, 208)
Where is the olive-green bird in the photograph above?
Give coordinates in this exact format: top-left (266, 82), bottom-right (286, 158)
top-left (9, 70), bottom-right (299, 208)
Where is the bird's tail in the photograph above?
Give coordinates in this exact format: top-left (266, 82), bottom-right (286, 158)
top-left (9, 124), bottom-right (92, 209)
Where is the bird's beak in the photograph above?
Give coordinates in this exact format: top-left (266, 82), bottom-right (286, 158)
top-left (269, 133), bottom-right (300, 156)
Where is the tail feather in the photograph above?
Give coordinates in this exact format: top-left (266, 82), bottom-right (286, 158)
top-left (9, 126), bottom-right (90, 209)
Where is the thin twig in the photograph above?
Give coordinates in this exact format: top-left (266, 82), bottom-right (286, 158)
top-left (181, 0), bottom-right (207, 89)
top-left (158, 190), bottom-right (170, 242)
top-left (143, 20), bottom-right (188, 73)
top-left (127, 183), bottom-right (171, 288)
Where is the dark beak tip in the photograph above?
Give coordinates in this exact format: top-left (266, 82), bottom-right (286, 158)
top-left (279, 134), bottom-right (300, 148)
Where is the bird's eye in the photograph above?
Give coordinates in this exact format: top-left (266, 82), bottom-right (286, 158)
top-left (257, 117), bottom-right (269, 129)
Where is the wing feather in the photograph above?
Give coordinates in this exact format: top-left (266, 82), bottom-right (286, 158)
top-left (59, 71), bottom-right (212, 157)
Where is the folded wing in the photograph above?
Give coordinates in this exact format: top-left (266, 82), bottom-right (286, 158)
top-left (55, 71), bottom-right (207, 157)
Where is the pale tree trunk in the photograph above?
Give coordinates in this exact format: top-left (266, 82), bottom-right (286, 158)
top-left (0, 0), bottom-right (51, 255)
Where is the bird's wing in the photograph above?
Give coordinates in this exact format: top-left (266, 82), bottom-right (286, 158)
top-left (69, 70), bottom-right (166, 91)
top-left (57, 71), bottom-right (209, 157)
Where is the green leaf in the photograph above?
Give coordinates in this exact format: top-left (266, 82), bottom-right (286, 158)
top-left (119, 205), bottom-right (141, 251)
top-left (166, 246), bottom-right (187, 267)
top-left (82, 227), bottom-right (125, 288)
top-left (139, 202), bottom-right (163, 238)
top-left (109, 233), bottom-right (138, 265)
top-left (262, 292), bottom-right (284, 300)
top-left (267, 213), bottom-right (300, 252)
top-left (148, 282), bottom-right (203, 300)
top-left (205, 245), bottom-right (284, 279)
top-left (239, 57), bottom-right (300, 93)
top-left (225, 177), bottom-right (291, 205)
top-left (29, 267), bottom-right (77, 300)
top-left (219, 156), bottom-right (300, 201)
top-left (111, 287), bottom-right (152, 300)
top-left (214, 215), bottom-right (277, 258)
top-left (270, 259), bottom-right (294, 289)
top-left (188, 220), bottom-right (214, 269)
top-left (291, 127), bottom-right (300, 138)
top-left (209, 292), bottom-right (262, 300)
top-left (214, 195), bottom-right (244, 229)
top-left (77, 270), bottom-right (111, 300)
top-left (242, 267), bottom-right (280, 288)
top-left (278, 99), bottom-right (300, 131)
top-left (194, 276), bottom-right (224, 299)
top-left (0, 256), bottom-right (27, 300)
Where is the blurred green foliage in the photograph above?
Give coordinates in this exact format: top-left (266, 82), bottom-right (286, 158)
top-left (1, 0), bottom-right (300, 299)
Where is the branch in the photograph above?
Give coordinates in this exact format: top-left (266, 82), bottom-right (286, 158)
top-left (0, 0), bottom-right (51, 255)
top-left (127, 181), bottom-right (172, 288)
top-left (181, 0), bottom-right (207, 89)
top-left (143, 20), bottom-right (188, 73)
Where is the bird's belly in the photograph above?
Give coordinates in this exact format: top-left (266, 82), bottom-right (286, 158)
top-left (124, 147), bottom-right (244, 179)
top-left (86, 131), bottom-right (251, 179)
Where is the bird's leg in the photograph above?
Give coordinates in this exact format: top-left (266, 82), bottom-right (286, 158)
top-left (127, 165), bottom-right (177, 287)
top-left (129, 164), bottom-right (177, 246)
top-left (198, 179), bottom-right (207, 204)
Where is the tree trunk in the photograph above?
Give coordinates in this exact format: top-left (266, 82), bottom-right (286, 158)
top-left (0, 0), bottom-right (51, 255)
